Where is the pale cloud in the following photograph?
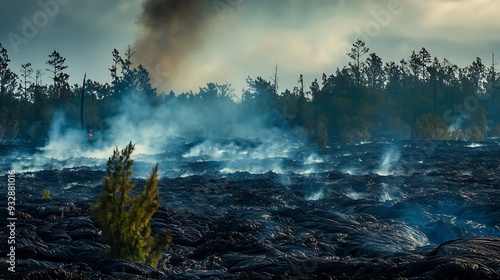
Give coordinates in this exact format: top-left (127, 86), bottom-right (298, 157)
top-left (387, 0), bottom-right (500, 42)
top-left (157, 1), bottom-right (370, 93)
top-left (422, 0), bottom-right (498, 29)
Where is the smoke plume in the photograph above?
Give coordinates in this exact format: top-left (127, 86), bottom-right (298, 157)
top-left (133, 0), bottom-right (215, 90)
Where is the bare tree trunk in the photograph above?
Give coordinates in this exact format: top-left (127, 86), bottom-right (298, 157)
top-left (81, 73), bottom-right (86, 130)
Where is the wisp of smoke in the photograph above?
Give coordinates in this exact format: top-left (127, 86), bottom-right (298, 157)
top-left (375, 146), bottom-right (401, 176)
top-left (306, 188), bottom-right (324, 201)
top-left (11, 111), bottom-right (108, 172)
top-left (448, 116), bottom-right (463, 132)
top-left (12, 90), bottom-right (308, 177)
top-left (379, 183), bottom-right (393, 202)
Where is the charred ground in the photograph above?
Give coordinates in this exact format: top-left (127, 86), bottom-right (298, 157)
top-left (1, 139), bottom-right (500, 279)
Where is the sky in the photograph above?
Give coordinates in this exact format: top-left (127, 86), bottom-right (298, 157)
top-left (1, 0), bottom-right (499, 95)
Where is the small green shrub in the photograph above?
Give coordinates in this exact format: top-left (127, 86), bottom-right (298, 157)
top-left (42, 189), bottom-right (51, 199)
top-left (92, 142), bottom-right (172, 267)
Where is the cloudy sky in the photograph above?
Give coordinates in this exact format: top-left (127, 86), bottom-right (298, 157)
top-left (1, 0), bottom-right (499, 95)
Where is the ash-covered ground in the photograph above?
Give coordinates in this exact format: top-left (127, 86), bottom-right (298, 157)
top-left (1, 138), bottom-right (500, 279)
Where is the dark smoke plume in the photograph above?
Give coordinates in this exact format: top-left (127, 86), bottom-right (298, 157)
top-left (134, 0), bottom-right (215, 90)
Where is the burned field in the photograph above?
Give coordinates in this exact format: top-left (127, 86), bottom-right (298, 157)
top-left (1, 139), bottom-right (500, 279)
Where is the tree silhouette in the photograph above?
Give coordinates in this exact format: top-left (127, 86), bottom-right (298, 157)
top-left (46, 50), bottom-right (70, 102)
top-left (486, 56), bottom-right (498, 119)
top-left (365, 53), bottom-right (384, 90)
top-left (109, 48), bottom-right (121, 92)
top-left (46, 50), bottom-right (68, 87)
top-left (19, 62), bottom-right (33, 103)
top-left (467, 57), bottom-right (485, 95)
top-left (0, 43), bottom-right (17, 101)
top-left (418, 48), bottom-right (432, 80)
top-left (1, 40), bottom-right (499, 141)
top-left (427, 57), bottom-right (443, 114)
top-left (347, 39), bottom-right (369, 87)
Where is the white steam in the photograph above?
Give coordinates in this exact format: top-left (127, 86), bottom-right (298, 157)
top-left (375, 146), bottom-right (401, 176)
top-left (448, 116), bottom-right (463, 132)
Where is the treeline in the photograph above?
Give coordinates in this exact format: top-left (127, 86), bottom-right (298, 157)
top-left (0, 40), bottom-right (499, 144)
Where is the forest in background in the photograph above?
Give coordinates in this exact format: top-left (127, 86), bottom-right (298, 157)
top-left (0, 39), bottom-right (499, 145)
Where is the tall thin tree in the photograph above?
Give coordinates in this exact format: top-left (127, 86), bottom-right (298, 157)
top-left (20, 62), bottom-right (33, 103)
top-left (347, 39), bottom-right (369, 87)
top-left (81, 73), bottom-right (87, 130)
top-left (46, 50), bottom-right (69, 100)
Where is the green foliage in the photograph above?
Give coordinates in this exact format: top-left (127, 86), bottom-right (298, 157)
top-left (42, 189), bottom-right (51, 199)
top-left (467, 106), bottom-right (487, 141)
top-left (338, 116), bottom-right (371, 143)
top-left (92, 142), bottom-right (172, 267)
top-left (1, 42), bottom-right (500, 143)
top-left (383, 117), bottom-right (410, 136)
top-left (414, 114), bottom-right (449, 140)
top-left (315, 130), bottom-right (328, 148)
top-left (313, 115), bottom-right (329, 147)
top-left (494, 123), bottom-right (500, 137)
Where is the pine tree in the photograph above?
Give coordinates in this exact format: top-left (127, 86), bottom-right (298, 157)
top-left (46, 50), bottom-right (69, 88)
top-left (20, 62), bottom-right (33, 103)
top-left (93, 142), bottom-right (172, 267)
top-left (109, 48), bottom-right (121, 91)
top-left (365, 53), bottom-right (384, 90)
top-left (45, 50), bottom-right (70, 102)
top-left (347, 39), bottom-right (369, 87)
top-left (0, 43), bottom-right (17, 101)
